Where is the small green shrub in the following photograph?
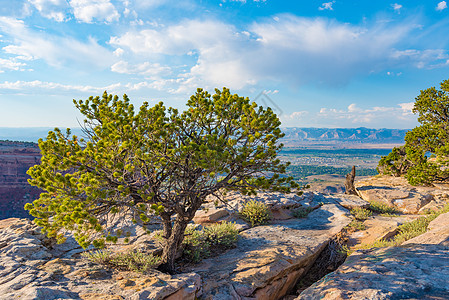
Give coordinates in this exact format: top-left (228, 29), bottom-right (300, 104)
top-left (182, 221), bottom-right (239, 263)
top-left (350, 207), bottom-right (372, 221)
top-left (240, 200), bottom-right (271, 227)
top-left (393, 216), bottom-right (435, 243)
top-left (368, 201), bottom-right (400, 215)
top-left (380, 212), bottom-right (401, 217)
top-left (111, 250), bottom-right (161, 273)
top-left (358, 205), bottom-right (449, 250)
top-left (81, 249), bottom-right (113, 265)
top-left (182, 226), bottom-right (211, 263)
top-left (204, 221), bottom-right (239, 247)
top-left (81, 249), bottom-right (161, 273)
top-left (292, 206), bottom-right (314, 218)
top-left (345, 220), bottom-right (366, 232)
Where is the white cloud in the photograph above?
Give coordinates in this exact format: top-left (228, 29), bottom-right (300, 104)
top-left (347, 103), bottom-right (358, 112)
top-left (0, 58), bottom-right (27, 73)
top-left (386, 71), bottom-right (403, 76)
top-left (436, 1), bottom-right (447, 11)
top-left (113, 48), bottom-right (125, 57)
top-left (28, 0), bottom-right (68, 22)
top-left (283, 111), bottom-right (309, 119)
top-left (222, 0), bottom-right (267, 3)
top-left (392, 3), bottom-right (402, 13)
top-left (0, 80), bottom-right (120, 93)
top-left (0, 17), bottom-right (115, 69)
top-left (392, 49), bottom-right (449, 68)
top-left (110, 19), bottom-right (257, 91)
top-left (111, 60), bottom-right (171, 76)
top-left (108, 15), bottom-right (448, 93)
top-left (69, 0), bottom-right (120, 23)
top-left (317, 102), bottom-right (416, 127)
top-left (110, 16), bottom-right (419, 91)
top-left (0, 79), bottom-right (175, 94)
top-left (398, 102), bottom-right (414, 115)
top-left (319, 1), bottom-right (335, 11)
top-left (263, 89), bottom-right (279, 95)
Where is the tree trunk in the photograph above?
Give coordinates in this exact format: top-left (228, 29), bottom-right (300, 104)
top-left (344, 166), bottom-right (357, 195)
top-left (158, 218), bottom-right (188, 274)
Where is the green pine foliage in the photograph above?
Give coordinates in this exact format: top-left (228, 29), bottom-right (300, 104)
top-left (24, 88), bottom-right (299, 273)
top-left (378, 79), bottom-right (449, 185)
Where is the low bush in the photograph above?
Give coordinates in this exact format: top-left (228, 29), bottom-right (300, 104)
top-left (182, 226), bottom-right (210, 263)
top-left (81, 249), bottom-right (112, 265)
top-left (182, 221), bottom-right (239, 263)
top-left (204, 221), bottom-right (239, 246)
top-left (292, 206), bottom-right (315, 218)
top-left (240, 200), bottom-right (272, 227)
top-left (350, 207), bottom-right (372, 221)
top-left (111, 250), bottom-right (161, 273)
top-left (345, 220), bottom-right (366, 232)
top-left (81, 249), bottom-right (161, 273)
top-left (368, 201), bottom-right (400, 215)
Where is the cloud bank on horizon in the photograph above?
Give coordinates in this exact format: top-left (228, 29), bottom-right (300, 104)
top-left (0, 0), bottom-right (448, 129)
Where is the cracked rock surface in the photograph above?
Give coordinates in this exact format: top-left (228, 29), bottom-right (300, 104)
top-left (0, 192), bottom-right (354, 300)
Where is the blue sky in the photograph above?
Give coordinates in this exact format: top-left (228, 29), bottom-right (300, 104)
top-left (0, 0), bottom-right (448, 129)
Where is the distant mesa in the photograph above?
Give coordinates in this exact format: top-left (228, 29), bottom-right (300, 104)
top-left (0, 140), bottom-right (41, 220)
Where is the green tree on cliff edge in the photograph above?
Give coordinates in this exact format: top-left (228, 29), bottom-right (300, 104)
top-left (25, 88), bottom-right (299, 273)
top-left (378, 79), bottom-right (449, 185)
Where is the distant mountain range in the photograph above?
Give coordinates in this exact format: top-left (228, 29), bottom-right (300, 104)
top-left (0, 127), bottom-right (408, 144)
top-left (281, 127), bottom-right (408, 146)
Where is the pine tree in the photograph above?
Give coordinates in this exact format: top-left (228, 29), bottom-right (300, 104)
top-left (378, 79), bottom-right (449, 185)
top-left (25, 88), bottom-right (299, 273)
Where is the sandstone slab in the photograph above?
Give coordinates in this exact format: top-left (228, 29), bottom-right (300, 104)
top-left (298, 243), bottom-right (449, 299)
top-left (322, 194), bottom-right (369, 210)
top-left (354, 176), bottom-right (449, 214)
top-left (187, 203), bottom-right (351, 299)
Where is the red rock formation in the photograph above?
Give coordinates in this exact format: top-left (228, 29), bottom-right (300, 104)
top-left (0, 141), bottom-right (41, 219)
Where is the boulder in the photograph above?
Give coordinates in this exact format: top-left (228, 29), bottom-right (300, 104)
top-left (193, 207), bottom-right (230, 224)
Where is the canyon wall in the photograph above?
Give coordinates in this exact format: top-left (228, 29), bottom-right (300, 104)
top-left (0, 140), bottom-right (41, 219)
